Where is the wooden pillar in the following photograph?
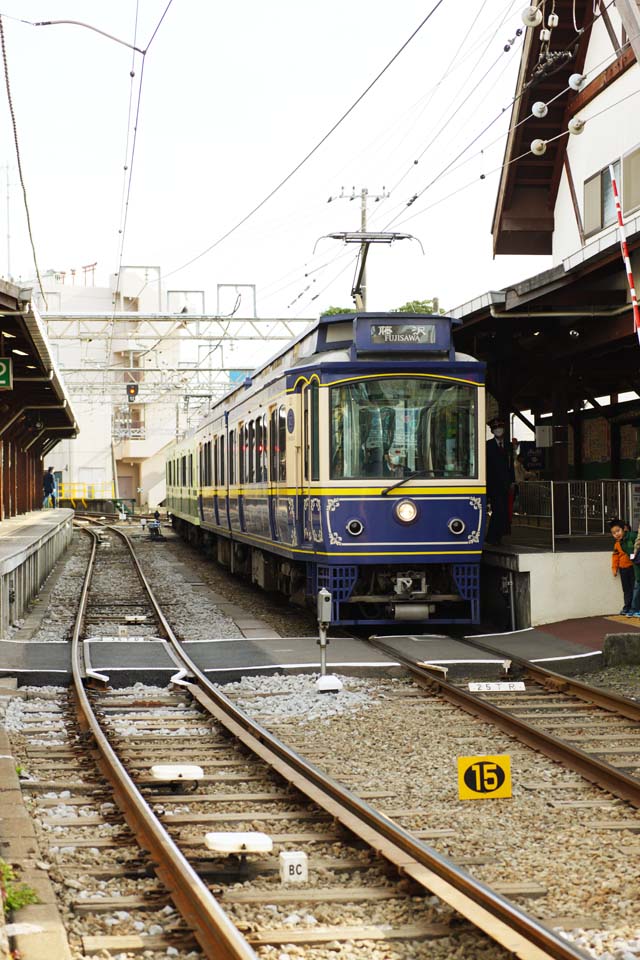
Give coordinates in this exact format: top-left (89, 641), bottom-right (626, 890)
top-left (572, 414), bottom-right (583, 480)
top-left (552, 379), bottom-right (570, 536)
top-left (611, 422), bottom-right (621, 479)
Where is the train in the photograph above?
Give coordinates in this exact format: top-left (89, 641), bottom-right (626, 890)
top-left (165, 311), bottom-right (486, 626)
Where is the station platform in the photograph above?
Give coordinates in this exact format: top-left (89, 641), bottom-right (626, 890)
top-left (1, 613), bottom-right (629, 686)
top-left (0, 510), bottom-right (74, 640)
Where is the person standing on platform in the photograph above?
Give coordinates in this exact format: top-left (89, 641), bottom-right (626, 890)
top-left (42, 466), bottom-right (56, 508)
top-left (610, 519), bottom-right (635, 615)
top-left (485, 417), bottom-right (514, 546)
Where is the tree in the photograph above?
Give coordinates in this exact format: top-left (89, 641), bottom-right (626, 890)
top-left (320, 306), bottom-right (356, 316)
top-left (392, 298), bottom-right (444, 314)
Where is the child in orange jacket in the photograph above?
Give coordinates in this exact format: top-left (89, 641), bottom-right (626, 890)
top-left (610, 519), bottom-right (635, 615)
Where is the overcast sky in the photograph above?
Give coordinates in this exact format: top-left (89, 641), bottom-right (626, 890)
top-left (0, 0), bottom-right (551, 317)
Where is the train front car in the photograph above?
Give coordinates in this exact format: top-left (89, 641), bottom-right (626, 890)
top-left (293, 313), bottom-right (485, 626)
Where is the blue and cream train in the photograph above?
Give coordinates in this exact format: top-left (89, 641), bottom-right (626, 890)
top-left (166, 312), bottom-right (486, 625)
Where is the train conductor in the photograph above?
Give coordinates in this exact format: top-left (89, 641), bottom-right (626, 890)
top-left (485, 416), bottom-right (514, 546)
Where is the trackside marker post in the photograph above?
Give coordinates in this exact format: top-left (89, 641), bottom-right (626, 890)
top-left (315, 589), bottom-right (343, 693)
top-left (279, 851), bottom-right (308, 883)
top-left (457, 755), bottom-right (512, 800)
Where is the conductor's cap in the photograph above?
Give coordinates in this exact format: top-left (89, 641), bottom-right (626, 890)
top-left (488, 417), bottom-right (505, 429)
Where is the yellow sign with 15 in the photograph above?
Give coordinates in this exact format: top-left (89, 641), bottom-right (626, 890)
top-left (457, 754), bottom-right (512, 800)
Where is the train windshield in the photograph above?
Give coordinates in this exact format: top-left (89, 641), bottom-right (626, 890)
top-left (330, 377), bottom-right (477, 480)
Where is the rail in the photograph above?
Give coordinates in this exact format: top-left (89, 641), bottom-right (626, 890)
top-left (71, 524), bottom-right (591, 960)
top-left (368, 635), bottom-right (640, 808)
top-left (513, 479), bottom-right (635, 550)
top-left (71, 528), bottom-right (256, 960)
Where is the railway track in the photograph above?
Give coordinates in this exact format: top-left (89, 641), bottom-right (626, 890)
top-left (7, 523), bottom-right (592, 958)
top-left (367, 634), bottom-right (640, 806)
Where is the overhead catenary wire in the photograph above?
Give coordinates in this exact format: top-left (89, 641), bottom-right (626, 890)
top-left (0, 15), bottom-right (47, 307)
top-left (382, 0), bottom-right (618, 231)
top-left (135, 0), bottom-right (448, 296)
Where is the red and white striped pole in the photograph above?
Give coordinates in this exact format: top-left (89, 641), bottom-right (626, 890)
top-left (609, 163), bottom-right (640, 344)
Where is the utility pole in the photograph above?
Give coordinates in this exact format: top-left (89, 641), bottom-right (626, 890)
top-left (328, 186), bottom-right (389, 309)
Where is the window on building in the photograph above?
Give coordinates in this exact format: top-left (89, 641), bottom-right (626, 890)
top-left (584, 159), bottom-right (621, 237)
top-left (623, 145), bottom-right (640, 218)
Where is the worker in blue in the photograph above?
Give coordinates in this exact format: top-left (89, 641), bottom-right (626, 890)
top-left (485, 417), bottom-right (514, 546)
top-left (42, 466), bottom-right (56, 508)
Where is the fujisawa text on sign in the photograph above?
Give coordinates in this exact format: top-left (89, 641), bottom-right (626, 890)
top-left (457, 754), bottom-right (512, 801)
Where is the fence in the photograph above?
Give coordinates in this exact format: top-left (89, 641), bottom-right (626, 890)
top-left (513, 480), bottom-right (635, 551)
top-left (58, 481), bottom-right (116, 501)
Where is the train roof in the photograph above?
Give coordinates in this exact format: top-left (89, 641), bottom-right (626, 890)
top-left (182, 312), bottom-right (477, 438)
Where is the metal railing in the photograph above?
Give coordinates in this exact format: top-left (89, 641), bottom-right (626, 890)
top-left (58, 481), bottom-right (116, 501)
top-left (512, 480), bottom-right (635, 551)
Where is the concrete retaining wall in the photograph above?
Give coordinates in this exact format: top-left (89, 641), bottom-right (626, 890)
top-left (0, 511), bottom-right (74, 639)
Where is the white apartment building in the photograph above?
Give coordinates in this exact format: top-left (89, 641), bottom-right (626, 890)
top-left (35, 269), bottom-right (308, 509)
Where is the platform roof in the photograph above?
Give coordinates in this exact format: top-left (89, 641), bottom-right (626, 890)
top-left (492, 0), bottom-right (635, 254)
top-left (452, 221), bottom-right (640, 416)
top-left (0, 279), bottom-right (78, 450)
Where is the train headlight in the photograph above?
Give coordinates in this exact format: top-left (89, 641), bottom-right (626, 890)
top-left (346, 518), bottom-right (364, 536)
top-left (448, 518), bottom-right (466, 535)
top-left (394, 499), bottom-right (418, 524)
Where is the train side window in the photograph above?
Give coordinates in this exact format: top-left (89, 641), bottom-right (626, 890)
top-left (220, 436), bottom-right (225, 484)
top-left (238, 424), bottom-right (245, 483)
top-left (229, 430), bottom-right (236, 484)
top-left (310, 381), bottom-right (319, 481)
top-left (198, 445), bottom-right (203, 486)
top-left (248, 420), bottom-right (255, 483)
top-left (189, 453), bottom-right (193, 487)
top-left (262, 414), bottom-right (268, 481)
top-left (181, 455), bottom-right (186, 486)
top-left (303, 389), bottom-right (309, 481)
top-left (255, 417), bottom-right (258, 483)
top-left (269, 410), bottom-right (277, 481)
top-left (278, 404), bottom-right (287, 482)
top-left (214, 437), bottom-right (219, 486)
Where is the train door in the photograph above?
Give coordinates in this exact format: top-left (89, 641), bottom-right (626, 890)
top-left (302, 380), bottom-right (321, 547)
top-left (213, 436), bottom-right (220, 525)
top-left (268, 404), bottom-right (291, 542)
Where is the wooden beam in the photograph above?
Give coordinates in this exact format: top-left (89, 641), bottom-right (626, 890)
top-left (570, 45), bottom-right (636, 114)
top-left (564, 153), bottom-right (586, 245)
top-left (613, 0), bottom-right (640, 63)
top-left (599, 0), bottom-right (623, 54)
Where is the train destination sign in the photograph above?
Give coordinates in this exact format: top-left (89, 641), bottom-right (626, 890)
top-left (0, 358), bottom-right (13, 390)
top-left (355, 315), bottom-right (452, 355)
top-left (370, 322), bottom-right (437, 345)
top-left (457, 754), bottom-right (512, 801)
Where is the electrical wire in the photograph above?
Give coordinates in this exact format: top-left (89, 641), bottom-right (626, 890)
top-left (137, 0), bottom-right (448, 294)
top-left (106, 0), bottom-right (175, 384)
top-left (0, 15), bottom-right (47, 307)
top-left (383, 0), bottom-right (617, 230)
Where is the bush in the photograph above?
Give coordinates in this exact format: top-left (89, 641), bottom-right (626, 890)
top-left (0, 860), bottom-right (39, 916)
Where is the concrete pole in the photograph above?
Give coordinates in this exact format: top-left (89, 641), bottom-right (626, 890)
top-left (360, 188), bottom-right (368, 310)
